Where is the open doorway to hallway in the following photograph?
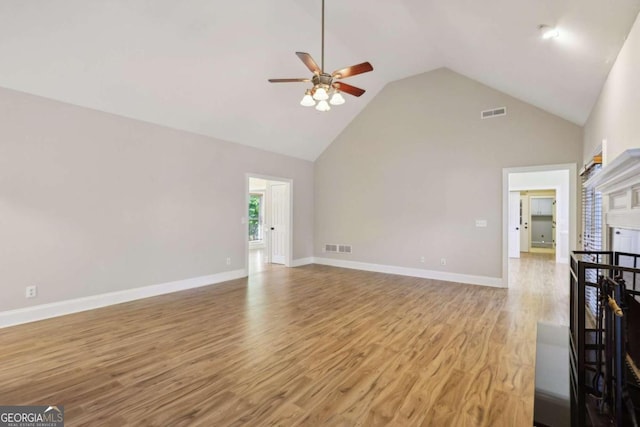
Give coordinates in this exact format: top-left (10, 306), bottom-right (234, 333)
top-left (502, 163), bottom-right (577, 288)
top-left (514, 189), bottom-right (557, 256)
top-left (246, 174), bottom-right (292, 274)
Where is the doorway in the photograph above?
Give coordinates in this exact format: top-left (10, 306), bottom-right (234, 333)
top-left (510, 190), bottom-right (558, 257)
top-left (246, 174), bottom-right (292, 274)
top-left (528, 191), bottom-right (557, 254)
top-left (502, 163), bottom-right (577, 287)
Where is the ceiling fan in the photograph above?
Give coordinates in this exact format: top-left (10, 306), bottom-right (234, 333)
top-left (268, 0), bottom-right (374, 112)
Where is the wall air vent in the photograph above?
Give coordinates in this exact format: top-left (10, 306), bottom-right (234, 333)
top-left (324, 244), bottom-right (352, 254)
top-left (338, 245), bottom-right (352, 254)
top-left (325, 244), bottom-right (338, 253)
top-left (481, 107), bottom-right (507, 119)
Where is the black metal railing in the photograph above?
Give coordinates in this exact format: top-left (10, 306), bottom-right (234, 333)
top-left (570, 251), bottom-right (640, 426)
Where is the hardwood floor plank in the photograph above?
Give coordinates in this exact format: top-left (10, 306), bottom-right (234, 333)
top-left (420, 369), bottom-right (471, 426)
top-left (457, 366), bottom-right (493, 426)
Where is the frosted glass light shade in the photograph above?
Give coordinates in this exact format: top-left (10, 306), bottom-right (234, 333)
top-left (315, 100), bottom-right (330, 112)
top-left (313, 86), bottom-right (329, 101)
top-left (329, 91), bottom-right (345, 105)
top-left (300, 91), bottom-right (315, 107)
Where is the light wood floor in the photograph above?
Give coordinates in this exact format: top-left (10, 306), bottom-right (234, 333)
top-left (0, 253), bottom-right (568, 426)
top-left (248, 247), bottom-right (283, 274)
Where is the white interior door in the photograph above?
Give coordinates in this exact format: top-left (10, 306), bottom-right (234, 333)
top-left (509, 191), bottom-right (521, 258)
top-left (613, 228), bottom-right (635, 253)
top-left (520, 195), bottom-right (530, 252)
top-left (269, 183), bottom-right (289, 265)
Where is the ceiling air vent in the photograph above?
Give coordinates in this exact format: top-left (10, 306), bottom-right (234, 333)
top-left (325, 244), bottom-right (338, 253)
top-left (481, 107), bottom-right (507, 119)
top-left (338, 245), bottom-right (352, 254)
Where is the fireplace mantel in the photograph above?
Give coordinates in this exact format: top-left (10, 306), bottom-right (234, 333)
top-left (585, 148), bottom-right (640, 230)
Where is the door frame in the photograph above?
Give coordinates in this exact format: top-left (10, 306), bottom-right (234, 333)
top-left (501, 163), bottom-right (577, 288)
top-left (245, 173), bottom-right (293, 272)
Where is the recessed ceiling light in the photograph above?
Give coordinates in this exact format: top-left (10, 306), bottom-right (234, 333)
top-left (538, 24), bottom-right (560, 40)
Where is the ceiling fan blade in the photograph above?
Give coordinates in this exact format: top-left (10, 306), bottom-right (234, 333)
top-left (333, 82), bottom-right (366, 97)
top-left (331, 62), bottom-right (374, 79)
top-left (296, 52), bottom-right (321, 74)
top-left (268, 78), bottom-right (311, 83)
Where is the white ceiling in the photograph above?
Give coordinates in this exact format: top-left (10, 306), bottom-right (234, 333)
top-left (0, 0), bottom-right (638, 160)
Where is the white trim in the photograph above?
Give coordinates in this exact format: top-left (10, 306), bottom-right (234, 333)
top-left (0, 269), bottom-right (247, 329)
top-left (585, 148), bottom-right (640, 194)
top-left (313, 257), bottom-right (503, 288)
top-left (291, 257), bottom-right (314, 267)
top-left (606, 211), bottom-right (640, 230)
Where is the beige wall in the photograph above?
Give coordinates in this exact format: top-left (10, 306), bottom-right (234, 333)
top-left (584, 12), bottom-right (640, 164)
top-left (315, 68), bottom-right (582, 280)
top-left (0, 87), bottom-right (314, 311)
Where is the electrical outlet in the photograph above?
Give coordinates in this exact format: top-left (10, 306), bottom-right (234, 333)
top-left (26, 285), bottom-right (37, 298)
top-left (226, 257), bottom-right (231, 265)
top-left (440, 258), bottom-right (447, 266)
top-left (420, 256), bottom-right (425, 263)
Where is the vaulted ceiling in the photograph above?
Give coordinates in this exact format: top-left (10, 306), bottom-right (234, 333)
top-left (0, 0), bottom-right (638, 160)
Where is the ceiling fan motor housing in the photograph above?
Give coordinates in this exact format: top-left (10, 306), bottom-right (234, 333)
top-left (312, 73), bottom-right (333, 87)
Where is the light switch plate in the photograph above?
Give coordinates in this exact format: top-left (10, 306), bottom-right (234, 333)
top-left (475, 219), bottom-right (488, 228)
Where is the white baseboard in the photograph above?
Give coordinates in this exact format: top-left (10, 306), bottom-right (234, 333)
top-left (291, 257), bottom-right (314, 267)
top-left (313, 257), bottom-right (504, 288)
top-left (0, 269), bottom-right (247, 329)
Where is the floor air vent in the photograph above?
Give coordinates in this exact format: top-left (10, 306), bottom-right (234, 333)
top-left (481, 107), bottom-right (507, 119)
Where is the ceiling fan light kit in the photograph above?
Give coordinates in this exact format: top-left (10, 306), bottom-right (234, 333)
top-left (268, 0), bottom-right (373, 112)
